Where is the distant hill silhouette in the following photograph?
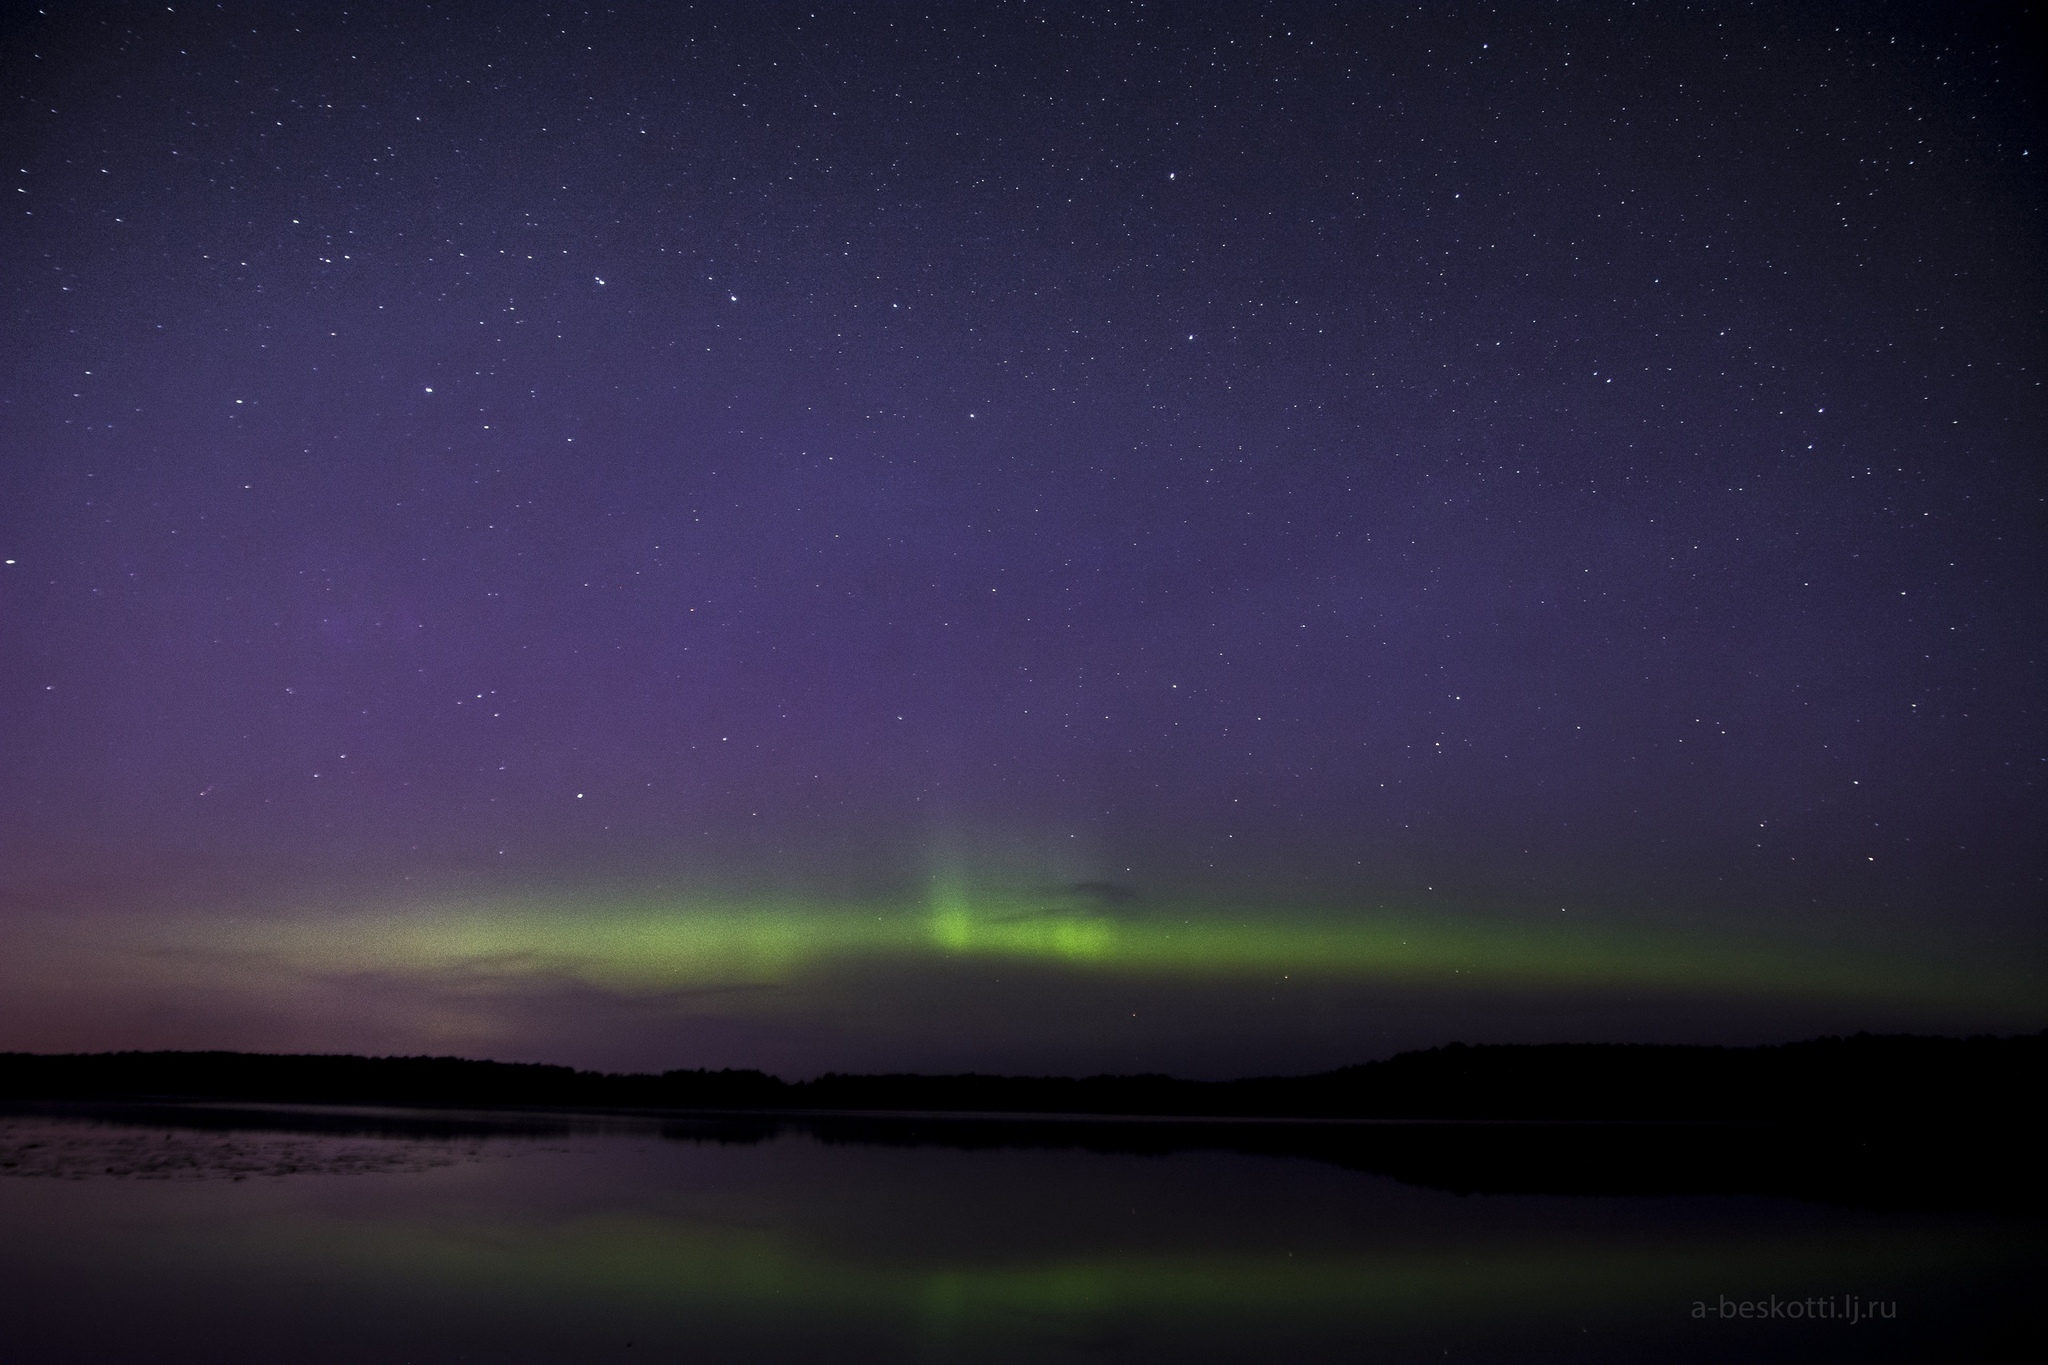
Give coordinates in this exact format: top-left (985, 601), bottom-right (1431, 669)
top-left (2, 1032), bottom-right (2039, 1120)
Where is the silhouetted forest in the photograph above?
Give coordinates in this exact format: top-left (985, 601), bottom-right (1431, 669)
top-left (2, 1031), bottom-right (2039, 1120)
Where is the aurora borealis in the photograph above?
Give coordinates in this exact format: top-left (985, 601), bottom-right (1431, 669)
top-left (0, 871), bottom-right (2034, 1076)
top-left (1, 4), bottom-right (2042, 1075)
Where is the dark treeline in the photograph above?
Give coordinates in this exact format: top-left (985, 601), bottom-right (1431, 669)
top-left (2, 1032), bottom-right (2040, 1120)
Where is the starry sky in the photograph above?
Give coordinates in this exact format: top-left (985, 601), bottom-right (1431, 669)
top-left (1, 2), bottom-right (2042, 1078)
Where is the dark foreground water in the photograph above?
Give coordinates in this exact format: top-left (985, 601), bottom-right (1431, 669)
top-left (0, 1103), bottom-right (2035, 1363)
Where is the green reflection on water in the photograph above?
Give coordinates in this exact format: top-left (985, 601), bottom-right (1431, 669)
top-left (7, 1121), bottom-right (2035, 1362)
top-left (263, 1209), bottom-right (1996, 1337)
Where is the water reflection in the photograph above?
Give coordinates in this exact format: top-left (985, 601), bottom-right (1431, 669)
top-left (0, 1102), bottom-right (2034, 1362)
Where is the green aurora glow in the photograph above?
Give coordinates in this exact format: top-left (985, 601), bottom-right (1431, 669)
top-left (161, 879), bottom-right (2029, 1018)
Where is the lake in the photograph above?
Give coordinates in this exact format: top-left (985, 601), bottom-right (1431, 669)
top-left (0, 1102), bottom-right (2034, 1362)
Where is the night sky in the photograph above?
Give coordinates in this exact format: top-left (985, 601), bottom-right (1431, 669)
top-left (2, 3), bottom-right (2042, 1078)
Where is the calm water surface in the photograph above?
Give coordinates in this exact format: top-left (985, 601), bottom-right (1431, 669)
top-left (0, 1103), bottom-right (2033, 1363)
